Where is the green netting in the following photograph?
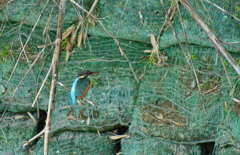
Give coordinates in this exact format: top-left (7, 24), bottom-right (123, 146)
top-left (0, 112), bottom-right (37, 155)
top-left (31, 131), bottom-right (115, 155)
top-left (89, 0), bottom-right (240, 52)
top-left (0, 0), bottom-right (240, 154)
top-left (121, 135), bottom-right (202, 155)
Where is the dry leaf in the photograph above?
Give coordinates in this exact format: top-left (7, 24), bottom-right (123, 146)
top-left (233, 98), bottom-right (240, 105)
top-left (62, 24), bottom-right (75, 40)
top-left (65, 41), bottom-right (72, 51)
top-left (109, 135), bottom-right (128, 140)
top-left (155, 113), bottom-right (164, 120)
top-left (150, 34), bottom-right (158, 50)
top-left (77, 30), bottom-right (84, 47)
top-left (144, 50), bottom-right (152, 53)
top-left (65, 50), bottom-right (70, 62)
top-left (70, 29), bottom-right (77, 46)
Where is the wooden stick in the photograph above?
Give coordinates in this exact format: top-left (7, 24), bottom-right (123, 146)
top-left (82, 97), bottom-right (95, 106)
top-left (43, 0), bottom-right (66, 154)
top-left (23, 129), bottom-right (45, 146)
top-left (32, 60), bottom-right (53, 107)
top-left (179, 0), bottom-right (240, 75)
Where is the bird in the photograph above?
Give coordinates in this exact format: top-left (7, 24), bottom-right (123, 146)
top-left (70, 70), bottom-right (100, 105)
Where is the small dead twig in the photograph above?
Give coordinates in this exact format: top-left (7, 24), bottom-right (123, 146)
top-left (109, 135), bottom-right (129, 140)
top-left (23, 129), bottom-right (45, 146)
top-left (202, 84), bottom-right (221, 95)
top-left (86, 0), bottom-right (99, 18)
top-left (32, 60), bottom-right (53, 107)
top-left (0, 126), bottom-right (8, 142)
top-left (82, 97), bottom-right (95, 106)
top-left (56, 81), bottom-right (70, 92)
top-left (38, 42), bottom-right (55, 48)
top-left (217, 48), bottom-right (232, 88)
top-left (27, 112), bottom-right (37, 126)
top-left (0, 0), bottom-right (15, 10)
top-left (204, 0), bottom-right (240, 22)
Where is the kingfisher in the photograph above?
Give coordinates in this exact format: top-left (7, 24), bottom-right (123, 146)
top-left (70, 70), bottom-right (100, 105)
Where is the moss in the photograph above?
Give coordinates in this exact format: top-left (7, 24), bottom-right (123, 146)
top-left (0, 45), bottom-right (10, 61)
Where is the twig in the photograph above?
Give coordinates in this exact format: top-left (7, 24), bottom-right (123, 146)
top-left (202, 84), bottom-right (220, 95)
top-left (0, 126), bottom-right (8, 142)
top-left (219, 39), bottom-right (240, 51)
top-left (38, 42), bottom-right (55, 48)
top-left (217, 48), bottom-right (233, 88)
top-left (0, 48), bottom-right (45, 123)
top-left (43, 0), bottom-right (66, 154)
top-left (32, 60), bottom-right (53, 107)
top-left (23, 129), bottom-right (45, 146)
top-left (70, 0), bottom-right (139, 83)
top-left (27, 112), bottom-right (37, 126)
top-left (86, 0), bottom-right (99, 17)
top-left (56, 81), bottom-right (70, 91)
top-left (179, 0), bottom-right (240, 75)
top-left (82, 97), bottom-right (95, 106)
top-left (0, 0), bottom-right (15, 10)
top-left (204, 0), bottom-right (240, 22)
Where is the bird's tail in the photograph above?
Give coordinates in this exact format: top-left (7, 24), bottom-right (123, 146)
top-left (71, 92), bottom-right (77, 105)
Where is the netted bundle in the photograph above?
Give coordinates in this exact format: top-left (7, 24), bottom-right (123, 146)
top-left (45, 38), bottom-right (146, 135)
top-left (0, 112), bottom-right (37, 155)
top-left (121, 135), bottom-right (202, 154)
top-left (31, 131), bottom-right (116, 155)
top-left (0, 0), bottom-right (240, 154)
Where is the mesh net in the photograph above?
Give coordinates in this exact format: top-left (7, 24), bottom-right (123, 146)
top-left (31, 131), bottom-right (116, 155)
top-left (0, 0), bottom-right (240, 154)
top-left (0, 112), bottom-right (37, 155)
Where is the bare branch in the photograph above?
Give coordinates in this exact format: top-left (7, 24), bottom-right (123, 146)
top-left (43, 0), bottom-right (66, 154)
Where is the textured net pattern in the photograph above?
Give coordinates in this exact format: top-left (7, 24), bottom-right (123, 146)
top-left (0, 112), bottom-right (36, 155)
top-left (31, 131), bottom-right (115, 155)
top-left (0, 0), bottom-right (240, 154)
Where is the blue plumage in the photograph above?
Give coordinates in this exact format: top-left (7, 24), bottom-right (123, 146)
top-left (70, 70), bottom-right (100, 105)
top-left (70, 78), bottom-right (79, 105)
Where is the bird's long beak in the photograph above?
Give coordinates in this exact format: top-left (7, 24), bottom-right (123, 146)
top-left (78, 71), bottom-right (101, 78)
top-left (89, 71), bottom-right (101, 75)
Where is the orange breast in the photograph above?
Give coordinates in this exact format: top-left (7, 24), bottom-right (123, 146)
top-left (77, 82), bottom-right (91, 99)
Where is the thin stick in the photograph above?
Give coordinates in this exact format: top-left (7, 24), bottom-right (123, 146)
top-left (38, 42), bottom-right (55, 48)
top-left (204, 0), bottom-right (240, 22)
top-left (179, 0), bottom-right (240, 75)
top-left (0, 0), bottom-right (15, 10)
top-left (44, 0), bottom-right (66, 154)
top-left (82, 97), bottom-right (95, 106)
top-left (23, 129), bottom-right (45, 146)
top-left (27, 112), bottom-right (37, 126)
top-left (86, 0), bottom-right (99, 17)
top-left (0, 48), bottom-right (45, 123)
top-left (56, 81), bottom-right (70, 91)
top-left (32, 60), bottom-right (53, 107)
top-left (217, 49), bottom-right (232, 88)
